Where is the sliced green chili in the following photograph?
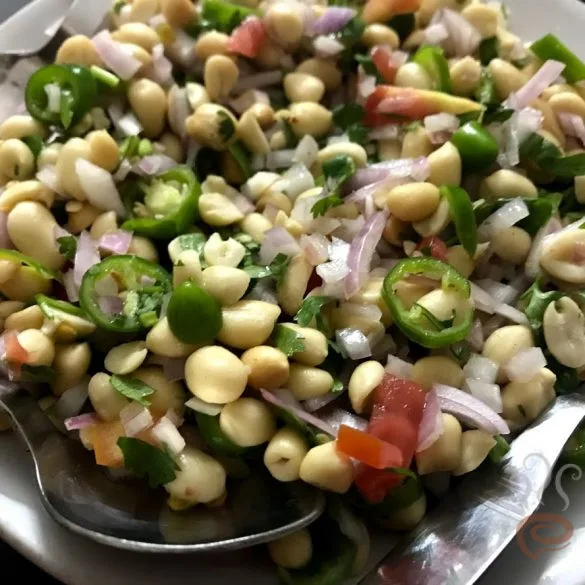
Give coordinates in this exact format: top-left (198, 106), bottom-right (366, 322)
top-left (201, 0), bottom-right (258, 33)
top-left (79, 255), bottom-right (172, 333)
top-left (35, 294), bottom-right (96, 338)
top-left (440, 185), bottom-right (477, 256)
top-left (382, 258), bottom-right (474, 348)
top-left (562, 425), bottom-right (585, 469)
top-left (412, 46), bottom-right (452, 93)
top-left (121, 167), bottom-right (201, 239)
top-left (0, 249), bottom-right (59, 281)
top-left (531, 34), bottom-right (585, 83)
top-left (450, 121), bottom-right (499, 171)
top-left (195, 412), bottom-right (249, 457)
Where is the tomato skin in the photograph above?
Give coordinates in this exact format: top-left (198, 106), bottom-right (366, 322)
top-left (4, 331), bottom-right (28, 365)
top-left (307, 269), bottom-right (322, 293)
top-left (355, 375), bottom-right (426, 504)
top-left (417, 236), bottom-right (448, 262)
top-left (337, 425), bottom-right (403, 470)
top-left (364, 86), bottom-right (434, 125)
top-left (227, 16), bottom-right (267, 58)
top-left (371, 47), bottom-right (399, 84)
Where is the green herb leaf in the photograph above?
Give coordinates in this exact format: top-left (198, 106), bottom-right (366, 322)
top-left (332, 103), bottom-right (365, 130)
top-left (22, 135), bottom-right (44, 159)
top-left (483, 107), bottom-right (514, 125)
top-left (331, 379), bottom-right (344, 394)
top-left (346, 123), bottom-right (369, 146)
top-left (20, 365), bottom-right (56, 383)
top-left (311, 155), bottom-right (356, 218)
top-left (479, 37), bottom-right (499, 65)
top-left (200, 0), bottom-right (257, 33)
top-left (117, 438), bottom-right (180, 488)
top-left (386, 13), bottom-right (415, 42)
top-left (217, 110), bottom-right (236, 141)
top-left (57, 235), bottom-right (77, 261)
top-left (355, 53), bottom-right (381, 80)
top-left (110, 374), bottom-right (155, 406)
top-left (295, 296), bottom-right (334, 331)
top-left (311, 193), bottom-right (344, 217)
top-left (228, 140), bottom-right (252, 179)
top-left (474, 68), bottom-right (498, 106)
top-left (244, 253), bottom-right (291, 286)
top-left (489, 435), bottom-right (510, 464)
top-left (386, 466), bottom-right (418, 480)
top-left (336, 16), bottom-right (366, 47)
top-left (272, 324), bottom-right (306, 357)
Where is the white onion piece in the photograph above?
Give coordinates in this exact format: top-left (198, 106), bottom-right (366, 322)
top-left (335, 328), bottom-right (371, 360)
top-left (293, 135), bottom-right (320, 167)
top-left (497, 107), bottom-right (543, 169)
top-left (344, 211), bottom-right (388, 298)
top-left (424, 23), bottom-right (449, 45)
top-left (266, 149), bottom-right (296, 170)
top-left (150, 417), bottom-right (186, 456)
top-left (98, 230), bottom-right (132, 254)
top-left (303, 392), bottom-right (340, 412)
top-left (148, 44), bottom-right (173, 87)
top-left (466, 318), bottom-right (484, 351)
top-left (229, 89), bottom-right (270, 115)
top-left (424, 113), bottom-right (460, 144)
top-left (465, 379), bottom-right (503, 413)
top-left (64, 412), bottom-right (100, 431)
top-left (113, 159), bottom-right (132, 182)
top-left (300, 233), bottom-right (329, 266)
top-left (63, 269), bottom-right (79, 302)
top-left (185, 396), bottom-right (223, 416)
top-left (120, 402), bottom-right (153, 437)
top-left (345, 157), bottom-right (429, 194)
top-left (73, 231), bottom-right (100, 287)
top-left (320, 406), bottom-right (369, 434)
top-left (431, 8), bottom-right (482, 57)
top-left (44, 83), bottom-right (61, 114)
top-left (477, 197), bottom-right (529, 240)
top-left (98, 296), bottom-right (123, 315)
top-left (92, 30), bottom-right (142, 80)
top-left (503, 347), bottom-right (547, 383)
top-left (416, 389), bottom-right (444, 452)
top-left (557, 111), bottom-right (585, 146)
top-left (368, 124), bottom-right (400, 140)
top-left (134, 154), bottom-right (177, 176)
top-left (259, 226), bottom-right (301, 264)
top-left (275, 163), bottom-right (315, 199)
top-left (234, 70), bottom-right (283, 93)
top-left (313, 35), bottom-right (345, 57)
top-left (495, 303), bottom-right (528, 325)
top-left (317, 237), bottom-right (350, 283)
top-left (330, 502), bottom-right (370, 576)
top-left (75, 159), bottom-right (126, 217)
top-left (233, 193), bottom-right (255, 215)
top-left (463, 354), bottom-right (498, 384)
top-left (385, 355), bottom-right (413, 379)
top-left (357, 70), bottom-right (376, 101)
top-left (506, 60), bottom-right (566, 111)
top-left (474, 279), bottom-right (517, 305)
top-left (260, 388), bottom-right (336, 436)
top-left (53, 379), bottom-right (89, 419)
top-left (434, 383), bottom-right (510, 435)
top-left (118, 112), bottom-right (143, 137)
top-left (169, 29), bottom-right (197, 66)
top-left (36, 165), bottom-right (62, 194)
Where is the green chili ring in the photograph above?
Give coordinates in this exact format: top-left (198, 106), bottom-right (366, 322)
top-left (440, 185), bottom-right (477, 257)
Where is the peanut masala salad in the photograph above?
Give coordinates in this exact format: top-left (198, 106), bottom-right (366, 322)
top-left (2, 0), bottom-right (585, 580)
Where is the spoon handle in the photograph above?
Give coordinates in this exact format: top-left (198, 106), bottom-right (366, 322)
top-left (0, 380), bottom-right (60, 454)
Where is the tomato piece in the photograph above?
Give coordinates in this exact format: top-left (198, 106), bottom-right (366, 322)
top-left (417, 236), bottom-right (448, 262)
top-left (337, 425), bottom-right (403, 470)
top-left (371, 46), bottom-right (399, 84)
top-left (227, 16), bottom-right (267, 58)
top-left (371, 375), bottom-right (426, 430)
top-left (355, 466), bottom-right (404, 504)
top-left (89, 421), bottom-right (126, 468)
top-left (4, 330), bottom-right (28, 367)
top-left (362, 0), bottom-right (421, 24)
top-left (306, 269), bottom-right (322, 293)
top-left (364, 86), bottom-right (435, 125)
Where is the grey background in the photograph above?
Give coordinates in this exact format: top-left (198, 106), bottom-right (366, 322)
top-left (0, 0), bottom-right (29, 21)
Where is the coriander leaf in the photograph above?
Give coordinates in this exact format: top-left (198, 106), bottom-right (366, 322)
top-left (386, 13), bottom-right (415, 42)
top-left (543, 153), bottom-right (585, 178)
top-left (244, 253), bottom-right (290, 286)
top-left (295, 296), bottom-right (334, 329)
top-left (336, 16), bottom-right (365, 47)
top-left (228, 140), bottom-right (252, 179)
top-left (57, 235), bottom-right (77, 261)
top-left (311, 193), bottom-right (344, 217)
top-left (483, 107), bottom-right (514, 125)
top-left (519, 132), bottom-right (562, 167)
top-left (117, 437), bottom-right (179, 488)
top-left (479, 36), bottom-right (499, 65)
top-left (346, 123), bottom-right (369, 146)
top-left (332, 104), bottom-right (365, 130)
top-left (331, 379), bottom-right (344, 394)
top-left (110, 374), bottom-right (155, 406)
top-left (217, 110), bottom-right (235, 141)
top-left (272, 324), bottom-right (306, 357)
top-left (355, 53), bottom-right (381, 80)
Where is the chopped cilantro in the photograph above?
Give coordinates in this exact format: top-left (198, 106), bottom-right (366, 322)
top-left (332, 104), bottom-right (366, 130)
top-left (117, 438), bottom-right (180, 488)
top-left (295, 296), bottom-right (334, 332)
top-left (22, 135), bottom-right (43, 159)
top-left (217, 110), bottom-right (236, 142)
top-left (479, 37), bottom-right (499, 65)
top-left (311, 155), bottom-right (356, 218)
top-left (57, 235), bottom-right (77, 261)
top-left (272, 324), bottom-right (306, 357)
top-left (228, 140), bottom-right (252, 179)
top-left (331, 378), bottom-right (344, 394)
top-left (110, 374), bottom-right (155, 406)
top-left (311, 193), bottom-right (344, 217)
top-left (244, 253), bottom-right (290, 287)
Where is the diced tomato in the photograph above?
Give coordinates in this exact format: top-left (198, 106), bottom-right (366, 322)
top-left (89, 421), bottom-right (126, 468)
top-left (227, 16), bottom-right (267, 58)
top-left (307, 269), bottom-right (322, 293)
top-left (362, 0), bottom-right (421, 24)
top-left (417, 236), bottom-right (448, 262)
top-left (337, 425), bottom-right (403, 470)
top-left (4, 331), bottom-right (28, 365)
top-left (364, 86), bottom-right (435, 126)
top-left (355, 375), bottom-right (426, 503)
top-left (371, 46), bottom-right (399, 84)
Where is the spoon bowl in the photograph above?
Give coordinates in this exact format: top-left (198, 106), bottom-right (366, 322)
top-left (0, 381), bottom-right (325, 552)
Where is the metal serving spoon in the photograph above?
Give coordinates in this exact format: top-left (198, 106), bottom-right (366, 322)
top-left (0, 381), bottom-right (324, 552)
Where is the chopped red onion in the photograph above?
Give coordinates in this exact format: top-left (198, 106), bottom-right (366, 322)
top-left (120, 402), bottom-right (153, 437)
top-left (424, 23), bottom-right (449, 45)
top-left (431, 8), bottom-right (482, 57)
top-left (276, 163), bottom-right (315, 199)
top-left (64, 412), bottom-right (100, 431)
top-left (344, 211), bottom-right (388, 298)
top-left (335, 328), bottom-right (372, 360)
top-left (133, 154), bottom-right (177, 176)
top-left (232, 193), bottom-right (255, 215)
top-left (259, 226), bottom-right (301, 264)
top-left (470, 282), bottom-right (528, 324)
top-left (300, 233), bottom-right (329, 266)
top-left (368, 124), bottom-right (400, 140)
top-left (98, 230), bottom-right (132, 254)
top-left (54, 379), bottom-right (89, 419)
top-left (385, 355), bottom-right (413, 379)
top-left (345, 157), bottom-right (430, 194)
top-left (75, 159), bottom-right (126, 217)
top-left (416, 389), bottom-right (444, 452)
top-left (260, 388), bottom-right (336, 436)
top-left (310, 6), bottom-right (356, 35)
top-left (477, 197), bottom-right (529, 240)
top-left (525, 216), bottom-right (563, 278)
top-left (234, 70), bottom-right (283, 93)
top-left (466, 318), bottom-right (484, 351)
top-left (293, 135), bottom-right (320, 167)
top-left (424, 113), bottom-right (460, 144)
top-left (303, 392), bottom-right (340, 412)
top-left (92, 30), bottom-right (142, 80)
top-left (474, 279), bottom-right (518, 305)
top-left (263, 203), bottom-right (280, 223)
top-left (320, 406), bottom-right (368, 434)
top-left (313, 35), bottom-right (345, 57)
top-left (497, 107), bottom-right (543, 168)
top-left (357, 70), bottom-right (376, 101)
top-left (465, 380), bottom-right (503, 413)
top-left (266, 149), bottom-right (297, 171)
top-left (36, 165), bottom-right (62, 194)
top-left (73, 231), bottom-right (100, 287)
top-left (434, 383), bottom-right (510, 435)
top-left (557, 111), bottom-right (585, 146)
top-left (229, 89), bottom-right (270, 115)
top-left (495, 303), bottom-right (528, 325)
top-left (169, 29), bottom-right (197, 66)
top-left (505, 60), bottom-right (566, 111)
top-left (148, 44), bottom-right (173, 87)
top-left (317, 237), bottom-right (350, 283)
top-left (151, 417), bottom-right (186, 456)
top-left (503, 347), bottom-right (547, 383)
top-left (98, 295), bottom-right (123, 315)
top-left (63, 269), bottom-right (79, 302)
top-left (185, 396), bottom-right (223, 416)
top-left (464, 354), bottom-right (498, 384)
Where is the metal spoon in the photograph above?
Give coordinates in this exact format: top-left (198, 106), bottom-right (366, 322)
top-left (0, 381), bottom-right (325, 552)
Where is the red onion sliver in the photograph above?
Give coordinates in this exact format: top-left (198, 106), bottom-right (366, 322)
top-left (63, 269), bottom-right (79, 302)
top-left (259, 226), bottom-right (301, 264)
top-left (416, 389), bottom-right (444, 452)
top-left (92, 30), bottom-right (142, 80)
top-left (557, 111), bottom-right (585, 146)
top-left (310, 6), bottom-right (356, 35)
top-left (506, 59), bottom-right (566, 111)
top-left (431, 8), bottom-right (482, 57)
top-left (73, 231), bottom-right (100, 287)
top-left (98, 230), bottom-right (133, 254)
top-left (465, 380), bottom-right (503, 413)
top-left (335, 328), bottom-right (371, 360)
top-left (148, 44), bottom-right (173, 87)
top-left (64, 412), bottom-right (100, 431)
top-left (303, 392), bottom-right (341, 412)
top-left (134, 154), bottom-right (177, 176)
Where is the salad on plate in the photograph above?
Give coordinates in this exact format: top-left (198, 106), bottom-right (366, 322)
top-left (1, 0), bottom-right (585, 581)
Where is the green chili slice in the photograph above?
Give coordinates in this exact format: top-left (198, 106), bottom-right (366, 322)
top-left (25, 64), bottom-right (97, 128)
top-left (450, 121), bottom-right (499, 171)
top-left (412, 46), bottom-right (452, 93)
top-left (195, 412), bottom-right (250, 457)
top-left (562, 425), bottom-right (585, 469)
top-left (121, 167), bottom-right (201, 239)
top-left (0, 249), bottom-right (59, 281)
top-left (79, 255), bottom-right (172, 333)
top-left (382, 258), bottom-right (474, 348)
top-left (201, 0), bottom-right (258, 33)
top-left (440, 185), bottom-right (477, 256)
top-left (531, 34), bottom-right (585, 83)
top-left (35, 294), bottom-right (96, 338)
